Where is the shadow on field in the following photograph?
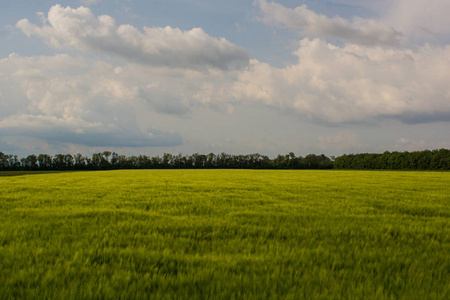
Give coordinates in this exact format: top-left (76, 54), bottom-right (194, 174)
top-left (0, 171), bottom-right (65, 177)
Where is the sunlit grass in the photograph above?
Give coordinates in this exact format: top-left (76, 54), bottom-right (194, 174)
top-left (0, 170), bottom-right (449, 299)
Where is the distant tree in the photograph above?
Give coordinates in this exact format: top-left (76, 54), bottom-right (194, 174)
top-left (38, 154), bottom-right (52, 169)
top-left (10, 149), bottom-right (450, 171)
top-left (333, 149), bottom-right (450, 170)
top-left (100, 151), bottom-right (112, 169)
top-left (113, 154), bottom-right (128, 169)
top-left (206, 153), bottom-right (216, 168)
top-left (110, 152), bottom-right (119, 168)
top-left (162, 153), bottom-right (173, 168)
top-left (127, 156), bottom-right (138, 168)
top-left (74, 153), bottom-right (87, 169)
top-left (137, 155), bottom-right (151, 169)
top-left (26, 154), bottom-right (38, 170)
top-left (0, 152), bottom-right (7, 170)
top-left (91, 153), bottom-right (102, 169)
top-left (151, 156), bottom-right (161, 168)
top-left (20, 158), bottom-right (27, 169)
top-left (191, 153), bottom-right (206, 168)
top-left (172, 153), bottom-right (185, 168)
top-left (53, 154), bottom-right (67, 170)
top-left (65, 154), bottom-right (74, 169)
top-left (303, 154), bottom-right (319, 169)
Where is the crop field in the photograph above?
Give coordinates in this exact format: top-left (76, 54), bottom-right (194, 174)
top-left (0, 170), bottom-right (449, 299)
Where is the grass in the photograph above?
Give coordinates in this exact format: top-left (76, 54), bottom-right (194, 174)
top-left (0, 170), bottom-right (449, 299)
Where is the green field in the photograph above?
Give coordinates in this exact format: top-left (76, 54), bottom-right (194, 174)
top-left (0, 170), bottom-right (449, 299)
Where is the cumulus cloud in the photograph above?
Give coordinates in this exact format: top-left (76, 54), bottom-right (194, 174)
top-left (255, 0), bottom-right (402, 47)
top-left (5, 1), bottom-right (450, 155)
top-left (0, 114), bottom-right (181, 147)
top-left (16, 4), bottom-right (249, 70)
top-left (232, 39), bottom-right (450, 124)
top-left (0, 53), bottom-right (184, 147)
top-left (0, 51), bottom-right (243, 149)
top-left (241, 1), bottom-right (450, 125)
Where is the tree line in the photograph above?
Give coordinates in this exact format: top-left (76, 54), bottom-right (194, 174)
top-left (0, 151), bottom-right (333, 171)
top-left (334, 149), bottom-right (450, 170)
top-left (1, 149), bottom-right (449, 171)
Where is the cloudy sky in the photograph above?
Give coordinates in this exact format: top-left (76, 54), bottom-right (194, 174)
top-left (1, 0), bottom-right (449, 157)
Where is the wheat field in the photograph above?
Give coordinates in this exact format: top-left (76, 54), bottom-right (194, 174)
top-left (0, 170), bottom-right (449, 299)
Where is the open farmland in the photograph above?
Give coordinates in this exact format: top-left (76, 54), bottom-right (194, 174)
top-left (0, 170), bottom-right (449, 299)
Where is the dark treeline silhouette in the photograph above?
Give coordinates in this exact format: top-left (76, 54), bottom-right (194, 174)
top-left (0, 151), bottom-right (333, 171)
top-left (334, 149), bottom-right (450, 170)
top-left (2, 149), bottom-right (449, 171)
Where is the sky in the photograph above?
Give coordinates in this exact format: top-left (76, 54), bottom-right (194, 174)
top-left (1, 0), bottom-right (450, 158)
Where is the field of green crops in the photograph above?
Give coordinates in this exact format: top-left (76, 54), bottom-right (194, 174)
top-left (0, 170), bottom-right (449, 299)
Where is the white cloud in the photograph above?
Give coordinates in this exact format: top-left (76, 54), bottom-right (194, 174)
top-left (0, 53), bottom-right (186, 147)
top-left (4, 1), bottom-right (450, 155)
top-left (232, 39), bottom-right (450, 124)
top-left (16, 4), bottom-right (249, 70)
top-left (0, 50), bottom-right (246, 149)
top-left (242, 1), bottom-right (450, 125)
top-left (255, 0), bottom-right (402, 47)
top-left (0, 114), bottom-right (182, 147)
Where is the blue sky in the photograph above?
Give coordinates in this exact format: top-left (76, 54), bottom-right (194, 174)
top-left (1, 0), bottom-right (450, 157)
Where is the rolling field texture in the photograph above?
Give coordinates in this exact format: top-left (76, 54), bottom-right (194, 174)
top-left (0, 170), bottom-right (449, 299)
